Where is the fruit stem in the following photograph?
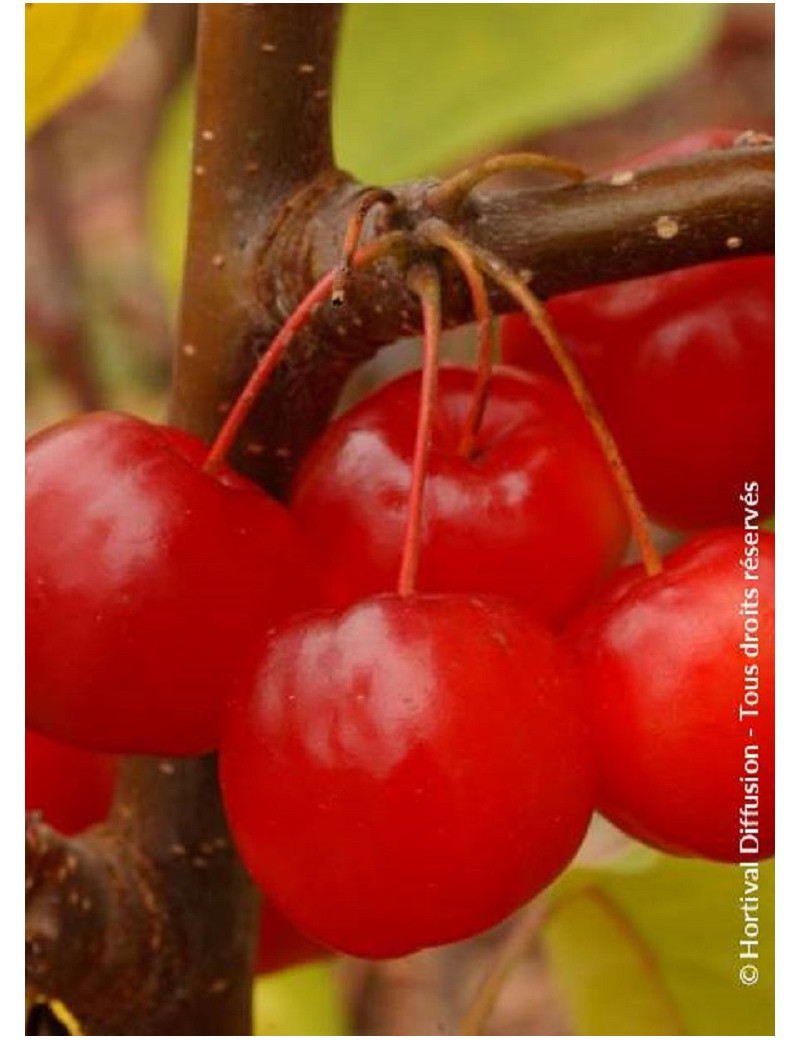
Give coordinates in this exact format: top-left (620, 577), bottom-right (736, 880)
top-left (421, 224), bottom-right (496, 458)
top-left (459, 897), bottom-right (548, 1036)
top-left (398, 262), bottom-right (442, 597)
top-left (203, 232), bottom-right (407, 473)
top-left (331, 188), bottom-right (397, 306)
top-left (421, 222), bottom-right (662, 576)
top-left (425, 152), bottom-right (585, 218)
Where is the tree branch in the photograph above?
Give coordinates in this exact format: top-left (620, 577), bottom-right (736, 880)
top-left (173, 2), bottom-right (343, 442)
top-left (26, 757), bottom-right (259, 1036)
top-left (26, 6), bottom-right (343, 1034)
top-left (208, 143), bottom-right (775, 493)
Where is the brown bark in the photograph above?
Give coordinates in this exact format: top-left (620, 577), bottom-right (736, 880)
top-left (26, 757), bottom-right (256, 1035)
top-left (183, 141), bottom-right (774, 495)
top-left (26, 6), bottom-right (343, 1034)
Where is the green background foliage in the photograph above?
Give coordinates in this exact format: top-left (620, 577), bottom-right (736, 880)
top-left (149, 3), bottom-right (721, 303)
top-left (334, 4), bottom-right (721, 182)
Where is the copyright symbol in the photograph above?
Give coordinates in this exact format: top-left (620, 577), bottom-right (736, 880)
top-left (740, 964), bottom-right (759, 986)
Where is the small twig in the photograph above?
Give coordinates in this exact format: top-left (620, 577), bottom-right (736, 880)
top-left (426, 151), bottom-right (585, 218)
top-left (459, 900), bottom-right (549, 1035)
top-left (349, 950), bottom-right (455, 1035)
top-left (331, 188), bottom-right (397, 305)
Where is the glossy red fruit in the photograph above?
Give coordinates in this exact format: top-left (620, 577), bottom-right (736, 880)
top-left (501, 129), bottom-right (775, 531)
top-left (291, 367), bottom-right (629, 625)
top-left (26, 412), bottom-right (316, 755)
top-left (256, 899), bottom-right (327, 975)
top-left (568, 528), bottom-right (774, 862)
top-left (25, 729), bottom-right (116, 835)
top-left (221, 593), bottom-right (595, 959)
top-left (501, 258), bottom-right (774, 530)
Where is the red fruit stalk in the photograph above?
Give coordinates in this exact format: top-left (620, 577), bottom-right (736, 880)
top-left (204, 232), bottom-right (406, 474)
top-left (398, 263), bottom-right (441, 596)
top-left (428, 231), bottom-right (496, 460)
top-left (421, 221), bottom-right (661, 577)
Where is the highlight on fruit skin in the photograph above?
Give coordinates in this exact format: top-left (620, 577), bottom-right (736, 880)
top-left (291, 364), bottom-right (630, 626)
top-left (220, 591), bottom-right (596, 958)
top-left (25, 410), bottom-right (317, 757)
top-left (567, 527), bottom-right (775, 863)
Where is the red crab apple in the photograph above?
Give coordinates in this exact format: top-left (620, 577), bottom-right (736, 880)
top-left (25, 729), bottom-right (116, 835)
top-left (221, 592), bottom-right (595, 958)
top-left (500, 256), bottom-right (774, 530)
top-left (501, 128), bottom-right (775, 531)
top-left (567, 528), bottom-right (775, 862)
top-left (26, 412), bottom-right (316, 755)
top-left (291, 366), bottom-right (629, 625)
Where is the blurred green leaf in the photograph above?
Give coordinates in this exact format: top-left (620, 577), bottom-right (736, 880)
top-left (252, 962), bottom-right (348, 1036)
top-left (25, 3), bottom-right (144, 135)
top-left (148, 6), bottom-right (721, 300)
top-left (544, 851), bottom-right (774, 1035)
top-left (333, 4), bottom-right (721, 182)
top-left (148, 76), bottom-right (194, 306)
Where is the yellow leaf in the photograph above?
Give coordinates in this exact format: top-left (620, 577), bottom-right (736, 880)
top-left (544, 888), bottom-right (683, 1034)
top-left (25, 3), bottom-right (144, 135)
top-left (544, 851), bottom-right (774, 1035)
top-left (253, 963), bottom-right (348, 1036)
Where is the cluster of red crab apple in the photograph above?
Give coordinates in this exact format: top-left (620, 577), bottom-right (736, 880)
top-left (26, 129), bottom-right (774, 963)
